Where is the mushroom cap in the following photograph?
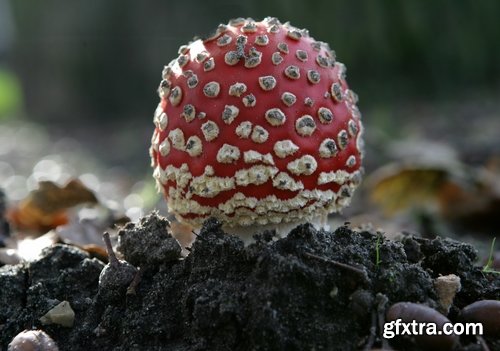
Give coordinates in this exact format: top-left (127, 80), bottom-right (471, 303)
top-left (150, 17), bottom-right (364, 227)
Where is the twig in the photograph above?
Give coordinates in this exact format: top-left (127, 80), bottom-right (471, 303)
top-left (103, 232), bottom-right (119, 267)
top-left (126, 267), bottom-right (143, 295)
top-left (192, 230), bottom-right (206, 241)
top-left (375, 234), bottom-right (382, 267)
top-left (363, 310), bottom-right (378, 351)
top-left (376, 293), bottom-right (391, 350)
top-left (303, 252), bottom-right (368, 282)
top-left (477, 335), bottom-right (491, 351)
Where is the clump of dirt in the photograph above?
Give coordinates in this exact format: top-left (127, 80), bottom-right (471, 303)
top-left (1, 212), bottom-right (499, 350)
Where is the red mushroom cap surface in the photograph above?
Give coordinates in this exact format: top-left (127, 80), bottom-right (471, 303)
top-left (150, 17), bottom-right (364, 227)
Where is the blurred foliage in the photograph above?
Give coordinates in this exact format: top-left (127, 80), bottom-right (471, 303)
top-left (0, 68), bottom-right (22, 119)
top-left (6, 0), bottom-right (500, 125)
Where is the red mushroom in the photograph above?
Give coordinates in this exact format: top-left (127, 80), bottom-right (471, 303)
top-left (150, 17), bottom-right (364, 235)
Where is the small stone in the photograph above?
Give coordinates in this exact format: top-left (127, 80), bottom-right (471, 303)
top-left (39, 301), bottom-right (75, 328)
top-left (8, 330), bottom-right (59, 351)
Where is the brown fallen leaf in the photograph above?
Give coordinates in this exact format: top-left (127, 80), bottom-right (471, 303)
top-left (80, 243), bottom-right (109, 262)
top-left (56, 206), bottom-right (131, 259)
top-left (8, 179), bottom-right (98, 234)
top-left (368, 159), bottom-right (500, 234)
top-left (368, 164), bottom-right (448, 215)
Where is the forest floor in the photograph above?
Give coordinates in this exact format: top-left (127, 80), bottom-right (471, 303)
top-left (1, 213), bottom-right (500, 350)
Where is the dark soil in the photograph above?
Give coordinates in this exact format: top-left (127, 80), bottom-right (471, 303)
top-left (1, 212), bottom-right (499, 350)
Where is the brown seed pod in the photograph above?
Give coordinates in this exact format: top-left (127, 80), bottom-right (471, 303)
top-left (386, 302), bottom-right (458, 351)
top-left (460, 299), bottom-right (500, 337)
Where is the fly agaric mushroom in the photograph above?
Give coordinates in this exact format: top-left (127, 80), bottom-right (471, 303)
top-left (150, 17), bottom-right (364, 236)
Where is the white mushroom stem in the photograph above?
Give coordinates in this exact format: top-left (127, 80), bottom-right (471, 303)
top-left (221, 215), bottom-right (329, 244)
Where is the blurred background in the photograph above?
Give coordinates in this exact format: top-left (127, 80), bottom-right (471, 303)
top-left (0, 0), bottom-right (499, 249)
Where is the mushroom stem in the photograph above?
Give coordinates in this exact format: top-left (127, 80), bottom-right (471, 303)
top-left (223, 215), bottom-right (329, 243)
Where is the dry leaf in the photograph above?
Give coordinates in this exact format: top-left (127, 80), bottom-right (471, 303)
top-left (368, 164), bottom-right (448, 215)
top-left (8, 179), bottom-right (98, 234)
top-left (368, 159), bottom-right (500, 233)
